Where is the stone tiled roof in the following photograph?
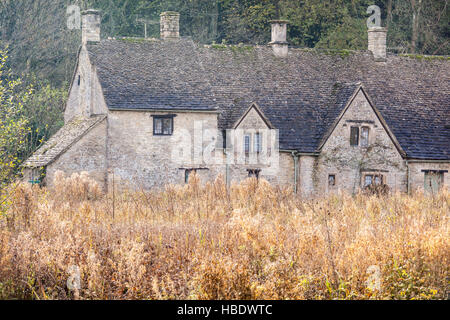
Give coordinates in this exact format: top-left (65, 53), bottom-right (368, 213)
top-left (87, 39), bottom-right (450, 159)
top-left (24, 115), bottom-right (106, 168)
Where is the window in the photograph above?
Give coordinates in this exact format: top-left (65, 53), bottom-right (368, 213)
top-left (153, 116), bottom-right (173, 135)
top-left (328, 174), bottom-right (336, 187)
top-left (374, 175), bottom-right (382, 185)
top-left (29, 168), bottom-right (41, 185)
top-left (364, 174), bottom-right (384, 187)
top-left (254, 132), bottom-right (262, 153)
top-left (244, 134), bottom-right (251, 155)
top-left (361, 127), bottom-right (369, 147)
top-left (247, 169), bottom-right (261, 179)
top-left (350, 127), bottom-right (359, 146)
top-left (364, 175), bottom-right (373, 187)
top-left (185, 169), bottom-right (196, 183)
top-left (424, 171), bottom-right (445, 193)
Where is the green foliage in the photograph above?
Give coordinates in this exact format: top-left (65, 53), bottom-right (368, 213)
top-left (399, 54), bottom-right (450, 61)
top-left (19, 76), bottom-right (66, 159)
top-left (0, 49), bottom-right (65, 188)
top-left (383, 259), bottom-right (439, 300)
top-left (1, 0), bottom-right (448, 87)
top-left (210, 43), bottom-right (254, 54)
top-left (0, 49), bottom-right (30, 187)
top-left (315, 17), bottom-right (368, 50)
top-left (0, 0), bottom-right (79, 86)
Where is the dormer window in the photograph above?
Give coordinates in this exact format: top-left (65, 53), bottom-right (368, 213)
top-left (244, 134), bottom-right (251, 155)
top-left (254, 132), bottom-right (262, 153)
top-left (243, 132), bottom-right (263, 155)
top-left (350, 126), bottom-right (370, 147)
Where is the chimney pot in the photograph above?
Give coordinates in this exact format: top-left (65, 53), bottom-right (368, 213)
top-left (368, 27), bottom-right (387, 61)
top-left (269, 20), bottom-right (289, 57)
top-left (82, 10), bottom-right (101, 45)
top-left (160, 12), bottom-right (180, 40)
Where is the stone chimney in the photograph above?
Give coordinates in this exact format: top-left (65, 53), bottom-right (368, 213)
top-left (269, 20), bottom-right (289, 57)
top-left (368, 27), bottom-right (387, 61)
top-left (160, 12), bottom-right (180, 40)
top-left (82, 10), bottom-right (101, 45)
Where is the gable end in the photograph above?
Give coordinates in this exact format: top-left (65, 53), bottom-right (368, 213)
top-left (318, 85), bottom-right (406, 158)
top-left (233, 103), bottom-right (274, 129)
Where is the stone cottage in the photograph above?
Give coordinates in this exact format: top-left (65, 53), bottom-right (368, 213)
top-left (24, 10), bottom-right (450, 197)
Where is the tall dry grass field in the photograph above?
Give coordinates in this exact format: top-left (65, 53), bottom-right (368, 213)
top-left (0, 171), bottom-right (448, 300)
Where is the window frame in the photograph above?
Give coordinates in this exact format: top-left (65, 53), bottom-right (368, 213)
top-left (244, 134), bottom-right (251, 155)
top-left (361, 126), bottom-right (370, 147)
top-left (328, 174), bottom-right (336, 187)
top-left (363, 174), bottom-right (384, 187)
top-left (29, 168), bottom-right (41, 185)
top-left (350, 126), bottom-right (360, 146)
top-left (185, 169), bottom-right (196, 183)
top-left (152, 115), bottom-right (174, 136)
top-left (364, 175), bottom-right (373, 187)
top-left (254, 132), bottom-right (262, 154)
top-left (423, 170), bottom-right (445, 193)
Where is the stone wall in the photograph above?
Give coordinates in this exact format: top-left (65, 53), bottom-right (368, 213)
top-left (299, 155), bottom-right (316, 198)
top-left (65, 47), bottom-right (108, 123)
top-left (314, 89), bottom-right (407, 196)
top-left (368, 27), bottom-right (387, 61)
top-left (227, 106), bottom-right (294, 188)
top-left (408, 162), bottom-right (450, 192)
top-left (64, 67), bottom-right (81, 122)
top-left (226, 152), bottom-right (294, 188)
top-left (46, 119), bottom-right (108, 188)
top-left (160, 12), bottom-right (180, 40)
top-left (106, 110), bottom-right (224, 190)
top-left (91, 65), bottom-right (109, 116)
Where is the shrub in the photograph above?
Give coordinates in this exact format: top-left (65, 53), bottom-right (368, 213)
top-left (0, 174), bottom-right (447, 300)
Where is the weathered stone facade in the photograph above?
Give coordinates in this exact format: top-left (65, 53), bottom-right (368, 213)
top-left (408, 162), bottom-right (450, 193)
top-left (25, 52), bottom-right (449, 196)
top-left (315, 89), bottom-right (407, 195)
top-left (65, 47), bottom-right (108, 123)
top-left (81, 10), bottom-right (101, 45)
top-left (46, 118), bottom-right (107, 188)
top-left (23, 10), bottom-right (449, 196)
top-left (160, 12), bottom-right (180, 40)
top-left (106, 110), bottom-right (222, 190)
top-left (368, 27), bottom-right (387, 61)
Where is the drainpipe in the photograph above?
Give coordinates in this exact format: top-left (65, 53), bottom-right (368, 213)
top-left (291, 151), bottom-right (299, 193)
top-left (224, 149), bottom-right (230, 188)
top-left (222, 129), bottom-right (230, 188)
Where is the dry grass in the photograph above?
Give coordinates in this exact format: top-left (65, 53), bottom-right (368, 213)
top-left (0, 171), bottom-right (448, 300)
